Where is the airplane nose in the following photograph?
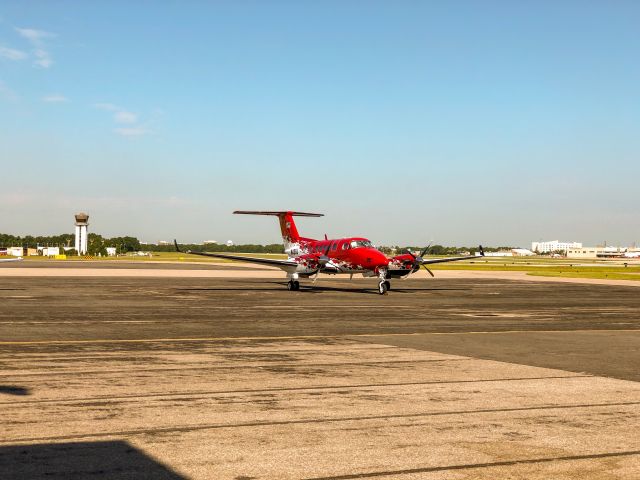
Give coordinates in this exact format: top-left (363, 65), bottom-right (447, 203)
top-left (372, 250), bottom-right (389, 266)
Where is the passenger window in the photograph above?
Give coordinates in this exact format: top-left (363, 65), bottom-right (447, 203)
top-left (342, 242), bottom-right (349, 250)
top-left (331, 242), bottom-right (337, 251)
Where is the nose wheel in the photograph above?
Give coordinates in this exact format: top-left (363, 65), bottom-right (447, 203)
top-left (287, 280), bottom-right (300, 291)
top-left (378, 280), bottom-right (390, 295)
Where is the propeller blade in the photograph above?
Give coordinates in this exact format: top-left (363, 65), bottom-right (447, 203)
top-left (419, 242), bottom-right (433, 258)
top-left (422, 264), bottom-right (435, 277)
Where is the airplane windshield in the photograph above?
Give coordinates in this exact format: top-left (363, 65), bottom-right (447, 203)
top-left (350, 240), bottom-right (373, 249)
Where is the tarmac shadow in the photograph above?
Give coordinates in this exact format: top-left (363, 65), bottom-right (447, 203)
top-left (0, 441), bottom-right (186, 479)
top-left (0, 386), bottom-right (30, 396)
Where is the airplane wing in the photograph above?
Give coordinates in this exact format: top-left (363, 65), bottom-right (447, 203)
top-left (174, 240), bottom-right (298, 271)
top-left (420, 245), bottom-right (485, 265)
top-left (0, 257), bottom-right (23, 263)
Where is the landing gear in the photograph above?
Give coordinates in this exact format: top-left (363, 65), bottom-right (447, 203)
top-left (377, 269), bottom-right (390, 295)
top-left (287, 280), bottom-right (300, 291)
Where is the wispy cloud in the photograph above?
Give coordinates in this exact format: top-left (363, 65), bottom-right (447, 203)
top-left (0, 45), bottom-right (27, 61)
top-left (95, 101), bottom-right (151, 137)
top-left (15, 27), bottom-right (56, 69)
top-left (114, 126), bottom-right (149, 137)
top-left (42, 93), bottom-right (68, 103)
top-left (114, 111), bottom-right (137, 124)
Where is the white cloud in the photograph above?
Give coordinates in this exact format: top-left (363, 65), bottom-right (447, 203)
top-left (15, 28), bottom-right (54, 42)
top-left (95, 102), bottom-right (149, 136)
top-left (0, 45), bottom-right (27, 60)
top-left (114, 111), bottom-right (137, 124)
top-left (33, 48), bottom-right (52, 68)
top-left (115, 126), bottom-right (149, 137)
top-left (15, 27), bottom-right (56, 69)
top-left (42, 94), bottom-right (68, 103)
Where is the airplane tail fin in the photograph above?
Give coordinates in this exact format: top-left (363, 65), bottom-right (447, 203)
top-left (233, 211), bottom-right (323, 248)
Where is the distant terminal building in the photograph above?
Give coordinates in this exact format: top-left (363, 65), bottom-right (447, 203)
top-left (531, 240), bottom-right (582, 254)
top-left (568, 246), bottom-right (628, 259)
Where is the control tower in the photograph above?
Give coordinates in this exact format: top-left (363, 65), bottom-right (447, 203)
top-left (74, 213), bottom-right (89, 255)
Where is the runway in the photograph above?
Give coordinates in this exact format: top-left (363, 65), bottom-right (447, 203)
top-left (0, 265), bottom-right (639, 478)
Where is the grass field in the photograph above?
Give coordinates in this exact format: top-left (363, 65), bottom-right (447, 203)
top-left (429, 257), bottom-right (640, 281)
top-left (21, 251), bottom-right (287, 263)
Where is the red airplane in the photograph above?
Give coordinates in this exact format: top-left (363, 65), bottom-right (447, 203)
top-left (175, 211), bottom-right (483, 294)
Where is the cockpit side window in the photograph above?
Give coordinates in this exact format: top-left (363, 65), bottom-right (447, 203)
top-left (350, 240), bottom-right (373, 249)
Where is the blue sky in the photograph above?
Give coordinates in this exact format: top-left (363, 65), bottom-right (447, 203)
top-left (1, 1), bottom-right (639, 247)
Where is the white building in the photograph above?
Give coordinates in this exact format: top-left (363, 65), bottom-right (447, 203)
top-left (568, 246), bottom-right (627, 259)
top-left (106, 247), bottom-right (117, 256)
top-left (7, 247), bottom-right (23, 257)
top-left (40, 246), bottom-right (60, 256)
top-left (531, 240), bottom-right (582, 254)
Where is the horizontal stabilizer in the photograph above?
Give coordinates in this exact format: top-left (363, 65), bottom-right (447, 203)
top-left (233, 211), bottom-right (323, 217)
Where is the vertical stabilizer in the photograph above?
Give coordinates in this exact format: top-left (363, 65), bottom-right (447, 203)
top-left (233, 211), bottom-right (324, 250)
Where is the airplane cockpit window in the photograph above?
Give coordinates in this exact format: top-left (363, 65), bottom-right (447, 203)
top-left (350, 240), bottom-right (373, 249)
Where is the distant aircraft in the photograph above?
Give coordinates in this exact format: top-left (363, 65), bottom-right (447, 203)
top-left (0, 257), bottom-right (23, 263)
top-left (175, 211), bottom-right (483, 294)
top-left (623, 251), bottom-right (640, 258)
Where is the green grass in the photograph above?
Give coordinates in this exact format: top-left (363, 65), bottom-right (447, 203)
top-left (429, 258), bottom-right (640, 281)
top-left (23, 251), bottom-right (288, 263)
top-left (525, 270), bottom-right (640, 281)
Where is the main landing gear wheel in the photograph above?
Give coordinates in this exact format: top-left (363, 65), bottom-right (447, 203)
top-left (384, 280), bottom-right (391, 291)
top-left (378, 281), bottom-right (388, 295)
top-left (287, 280), bottom-right (300, 291)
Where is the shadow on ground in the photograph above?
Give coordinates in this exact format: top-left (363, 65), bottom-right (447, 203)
top-left (0, 441), bottom-right (186, 479)
top-left (0, 386), bottom-right (30, 396)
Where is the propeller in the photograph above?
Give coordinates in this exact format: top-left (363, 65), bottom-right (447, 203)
top-left (312, 245), bottom-right (332, 283)
top-left (406, 243), bottom-right (435, 277)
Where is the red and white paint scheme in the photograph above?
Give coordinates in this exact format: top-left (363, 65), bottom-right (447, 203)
top-left (175, 211), bottom-right (483, 294)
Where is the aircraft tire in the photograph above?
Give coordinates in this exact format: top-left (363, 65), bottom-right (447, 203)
top-left (378, 281), bottom-right (388, 295)
top-left (293, 280), bottom-right (300, 291)
top-left (384, 280), bottom-right (391, 291)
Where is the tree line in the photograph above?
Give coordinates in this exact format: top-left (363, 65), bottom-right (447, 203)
top-left (0, 233), bottom-right (141, 256)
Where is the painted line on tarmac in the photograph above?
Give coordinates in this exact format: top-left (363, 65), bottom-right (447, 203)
top-left (1, 329), bottom-right (639, 346)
